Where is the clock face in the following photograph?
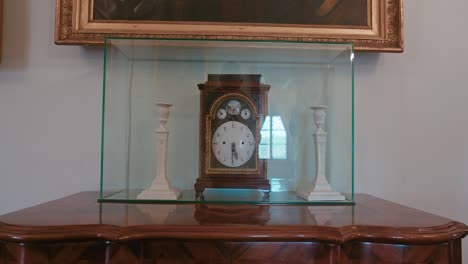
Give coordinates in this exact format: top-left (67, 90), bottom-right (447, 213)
top-left (212, 121), bottom-right (255, 168)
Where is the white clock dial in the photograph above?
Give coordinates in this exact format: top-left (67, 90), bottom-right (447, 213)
top-left (241, 108), bottom-right (251, 119)
top-left (216, 108), bottom-right (227, 119)
top-left (212, 121), bottom-right (255, 168)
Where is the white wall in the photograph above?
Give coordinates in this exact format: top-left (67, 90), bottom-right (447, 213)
top-left (0, 0), bottom-right (103, 212)
top-left (354, 0), bottom-right (468, 256)
top-left (1, 0), bottom-right (468, 258)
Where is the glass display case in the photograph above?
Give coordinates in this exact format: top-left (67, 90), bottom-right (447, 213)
top-left (100, 38), bottom-right (354, 204)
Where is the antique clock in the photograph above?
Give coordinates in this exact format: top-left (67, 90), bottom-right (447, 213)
top-left (195, 74), bottom-right (270, 199)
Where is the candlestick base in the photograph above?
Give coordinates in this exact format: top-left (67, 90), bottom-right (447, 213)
top-left (297, 185), bottom-right (345, 201)
top-left (137, 187), bottom-right (181, 200)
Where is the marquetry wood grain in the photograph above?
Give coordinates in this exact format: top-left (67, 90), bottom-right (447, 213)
top-left (0, 240), bottom-right (462, 263)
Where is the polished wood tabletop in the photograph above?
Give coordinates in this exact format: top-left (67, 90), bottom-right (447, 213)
top-left (0, 192), bottom-right (465, 243)
top-left (0, 192), bottom-right (466, 263)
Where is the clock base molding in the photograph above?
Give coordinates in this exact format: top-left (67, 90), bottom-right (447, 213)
top-left (297, 189), bottom-right (346, 201)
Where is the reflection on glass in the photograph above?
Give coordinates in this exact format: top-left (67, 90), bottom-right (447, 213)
top-left (259, 144), bottom-right (270, 159)
top-left (259, 116), bottom-right (287, 159)
top-left (272, 145), bottom-right (287, 159)
top-left (272, 131), bottom-right (287, 145)
top-left (262, 116), bottom-right (271, 129)
top-left (270, 178), bottom-right (282, 192)
top-left (260, 130), bottom-right (271, 143)
top-left (272, 116), bottom-right (285, 130)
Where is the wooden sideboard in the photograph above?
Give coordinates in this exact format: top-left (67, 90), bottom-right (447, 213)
top-left (0, 192), bottom-right (466, 263)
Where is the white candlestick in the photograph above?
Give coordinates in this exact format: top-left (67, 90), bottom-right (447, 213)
top-left (311, 106), bottom-right (332, 192)
top-left (297, 106), bottom-right (345, 201)
top-left (138, 102), bottom-right (181, 200)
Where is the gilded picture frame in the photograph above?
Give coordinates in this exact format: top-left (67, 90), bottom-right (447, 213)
top-left (55, 0), bottom-right (403, 52)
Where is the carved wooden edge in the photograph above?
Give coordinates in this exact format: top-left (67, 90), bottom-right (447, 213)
top-left (54, 0), bottom-right (403, 52)
top-left (0, 222), bottom-right (465, 245)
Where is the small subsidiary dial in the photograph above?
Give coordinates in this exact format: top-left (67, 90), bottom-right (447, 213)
top-left (241, 108), bottom-right (251, 119)
top-left (216, 108), bottom-right (227, 119)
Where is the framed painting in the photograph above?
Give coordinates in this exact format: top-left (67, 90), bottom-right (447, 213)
top-left (55, 0), bottom-right (403, 52)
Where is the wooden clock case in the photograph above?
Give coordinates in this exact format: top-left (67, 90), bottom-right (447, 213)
top-left (195, 74), bottom-right (270, 199)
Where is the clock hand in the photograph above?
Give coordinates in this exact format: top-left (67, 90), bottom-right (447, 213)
top-left (231, 142), bottom-right (235, 165)
top-left (232, 142), bottom-right (239, 160)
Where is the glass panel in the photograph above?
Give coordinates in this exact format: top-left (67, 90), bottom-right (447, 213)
top-left (259, 144), bottom-right (270, 159)
top-left (272, 131), bottom-right (287, 145)
top-left (100, 38), bottom-right (354, 205)
top-left (272, 145), bottom-right (287, 159)
top-left (260, 130), bottom-right (271, 144)
top-left (261, 116), bottom-right (271, 131)
top-left (272, 116), bottom-right (286, 130)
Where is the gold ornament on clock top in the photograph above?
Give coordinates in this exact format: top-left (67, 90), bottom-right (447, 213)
top-left (195, 74), bottom-right (270, 200)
